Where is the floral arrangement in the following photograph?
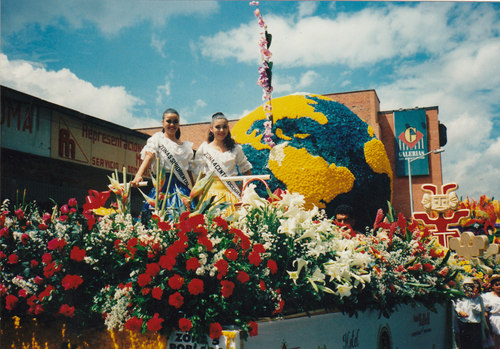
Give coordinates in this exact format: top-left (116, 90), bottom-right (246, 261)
top-left (250, 1), bottom-right (275, 148)
top-left (459, 195), bottom-right (500, 238)
top-left (0, 174), bottom-right (478, 344)
top-left (232, 94), bottom-right (393, 229)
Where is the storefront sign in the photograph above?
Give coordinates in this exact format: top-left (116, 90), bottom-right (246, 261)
top-left (50, 111), bottom-right (145, 174)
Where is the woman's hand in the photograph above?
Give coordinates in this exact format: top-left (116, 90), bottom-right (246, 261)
top-left (130, 175), bottom-right (143, 188)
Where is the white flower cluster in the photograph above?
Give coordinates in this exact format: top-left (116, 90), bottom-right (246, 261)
top-left (102, 285), bottom-right (134, 331)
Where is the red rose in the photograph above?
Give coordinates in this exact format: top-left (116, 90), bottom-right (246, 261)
top-left (220, 280), bottom-right (235, 298)
top-left (186, 257), bottom-right (200, 271)
top-left (59, 304), bottom-right (75, 317)
top-left (248, 321), bottom-right (258, 336)
top-left (267, 259), bottom-right (278, 274)
top-left (215, 259), bottom-right (228, 277)
top-left (259, 280), bottom-right (266, 291)
top-left (237, 271), bottom-right (250, 284)
top-left (168, 274), bottom-right (184, 290)
top-left (152, 287), bottom-right (163, 300)
top-left (248, 251), bottom-right (261, 266)
top-left (34, 276), bottom-right (44, 285)
top-left (159, 254), bottom-right (176, 270)
top-left (43, 262), bottom-right (57, 278)
top-left (146, 313), bottom-right (164, 332)
top-left (252, 243), bottom-right (265, 253)
top-left (18, 289), bottom-right (28, 298)
top-left (21, 233), bottom-right (29, 244)
top-left (407, 263), bottom-right (423, 271)
top-left (0, 227), bottom-right (10, 238)
top-left (15, 209), bottom-right (24, 220)
top-left (42, 253), bottom-right (52, 264)
top-left (61, 274), bottom-right (83, 290)
top-left (60, 204), bottom-right (70, 215)
top-left (125, 316), bottom-right (143, 332)
top-left (168, 292), bottom-right (184, 309)
top-left (213, 216), bottom-right (229, 230)
top-left (142, 288), bottom-right (151, 295)
top-left (209, 322), bottom-right (222, 339)
top-left (70, 246), bottom-right (86, 262)
top-left (67, 198), bottom-right (77, 207)
top-left (38, 223), bottom-right (48, 230)
top-left (7, 254), bottom-right (18, 264)
top-left (198, 236), bottom-right (213, 251)
top-left (188, 278), bottom-right (204, 295)
top-left (224, 248), bottom-right (238, 261)
top-left (39, 285), bottom-right (55, 301)
top-left (47, 238), bottom-right (67, 251)
top-left (137, 273), bottom-right (152, 287)
top-left (179, 318), bottom-right (193, 332)
top-left (146, 263), bottom-right (160, 277)
top-left (5, 294), bottom-right (18, 310)
top-left (30, 259), bottom-right (39, 268)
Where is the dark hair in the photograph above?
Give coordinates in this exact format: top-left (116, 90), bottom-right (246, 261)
top-left (208, 112), bottom-right (235, 151)
top-left (334, 204), bottom-right (355, 218)
top-left (163, 108), bottom-right (181, 139)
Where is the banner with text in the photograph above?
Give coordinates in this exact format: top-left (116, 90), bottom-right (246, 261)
top-left (395, 109), bottom-right (429, 176)
top-left (50, 111), bottom-right (145, 175)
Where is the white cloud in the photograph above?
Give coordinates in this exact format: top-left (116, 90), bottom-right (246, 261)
top-left (274, 70), bottom-right (321, 94)
top-left (0, 53), bottom-right (157, 129)
top-left (155, 79), bottom-right (172, 106)
top-left (2, 0), bottom-right (219, 36)
top-left (297, 2), bottom-right (319, 19)
top-left (181, 99), bottom-right (208, 123)
top-left (151, 34), bottom-right (167, 58)
top-left (200, 2), bottom-right (459, 68)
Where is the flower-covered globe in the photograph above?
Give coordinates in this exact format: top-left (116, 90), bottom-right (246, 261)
top-left (232, 94), bottom-right (392, 229)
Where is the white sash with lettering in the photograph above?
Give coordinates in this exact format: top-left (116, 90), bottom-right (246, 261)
top-left (202, 151), bottom-right (241, 199)
top-left (158, 143), bottom-right (193, 190)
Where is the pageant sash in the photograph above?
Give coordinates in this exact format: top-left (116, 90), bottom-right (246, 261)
top-left (158, 143), bottom-right (193, 189)
top-left (202, 151), bottom-right (241, 199)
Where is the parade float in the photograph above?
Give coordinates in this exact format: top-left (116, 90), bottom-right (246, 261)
top-left (3, 3), bottom-right (500, 349)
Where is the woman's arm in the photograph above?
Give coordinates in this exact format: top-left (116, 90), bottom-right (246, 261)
top-left (131, 152), bottom-right (154, 187)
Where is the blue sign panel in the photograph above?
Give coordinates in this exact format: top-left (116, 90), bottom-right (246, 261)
top-left (395, 109), bottom-right (428, 176)
top-left (1, 97), bottom-right (51, 157)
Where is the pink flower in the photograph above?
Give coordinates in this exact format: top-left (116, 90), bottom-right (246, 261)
top-left (14, 209), bottom-right (24, 220)
top-left (67, 198), bottom-right (77, 207)
top-left (60, 204), bottom-right (70, 215)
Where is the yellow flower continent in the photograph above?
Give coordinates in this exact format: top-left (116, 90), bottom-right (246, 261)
top-left (364, 138), bottom-right (393, 200)
top-left (269, 145), bottom-right (354, 209)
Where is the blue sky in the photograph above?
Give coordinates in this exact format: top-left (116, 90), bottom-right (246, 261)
top-left (1, 1), bottom-right (500, 200)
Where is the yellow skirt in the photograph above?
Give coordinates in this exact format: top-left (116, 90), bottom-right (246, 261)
top-left (205, 177), bottom-right (240, 216)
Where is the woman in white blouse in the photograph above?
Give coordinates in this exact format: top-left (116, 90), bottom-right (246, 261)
top-left (131, 108), bottom-right (195, 213)
top-left (483, 274), bottom-right (500, 348)
top-left (194, 112), bottom-right (252, 215)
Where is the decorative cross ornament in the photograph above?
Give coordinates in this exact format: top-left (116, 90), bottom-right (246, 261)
top-left (449, 231), bottom-right (489, 259)
top-left (412, 183), bottom-right (470, 248)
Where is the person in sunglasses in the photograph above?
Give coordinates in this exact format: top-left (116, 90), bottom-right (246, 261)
top-left (131, 108), bottom-right (195, 215)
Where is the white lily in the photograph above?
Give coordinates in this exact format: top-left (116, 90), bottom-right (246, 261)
top-left (287, 258), bottom-right (308, 285)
